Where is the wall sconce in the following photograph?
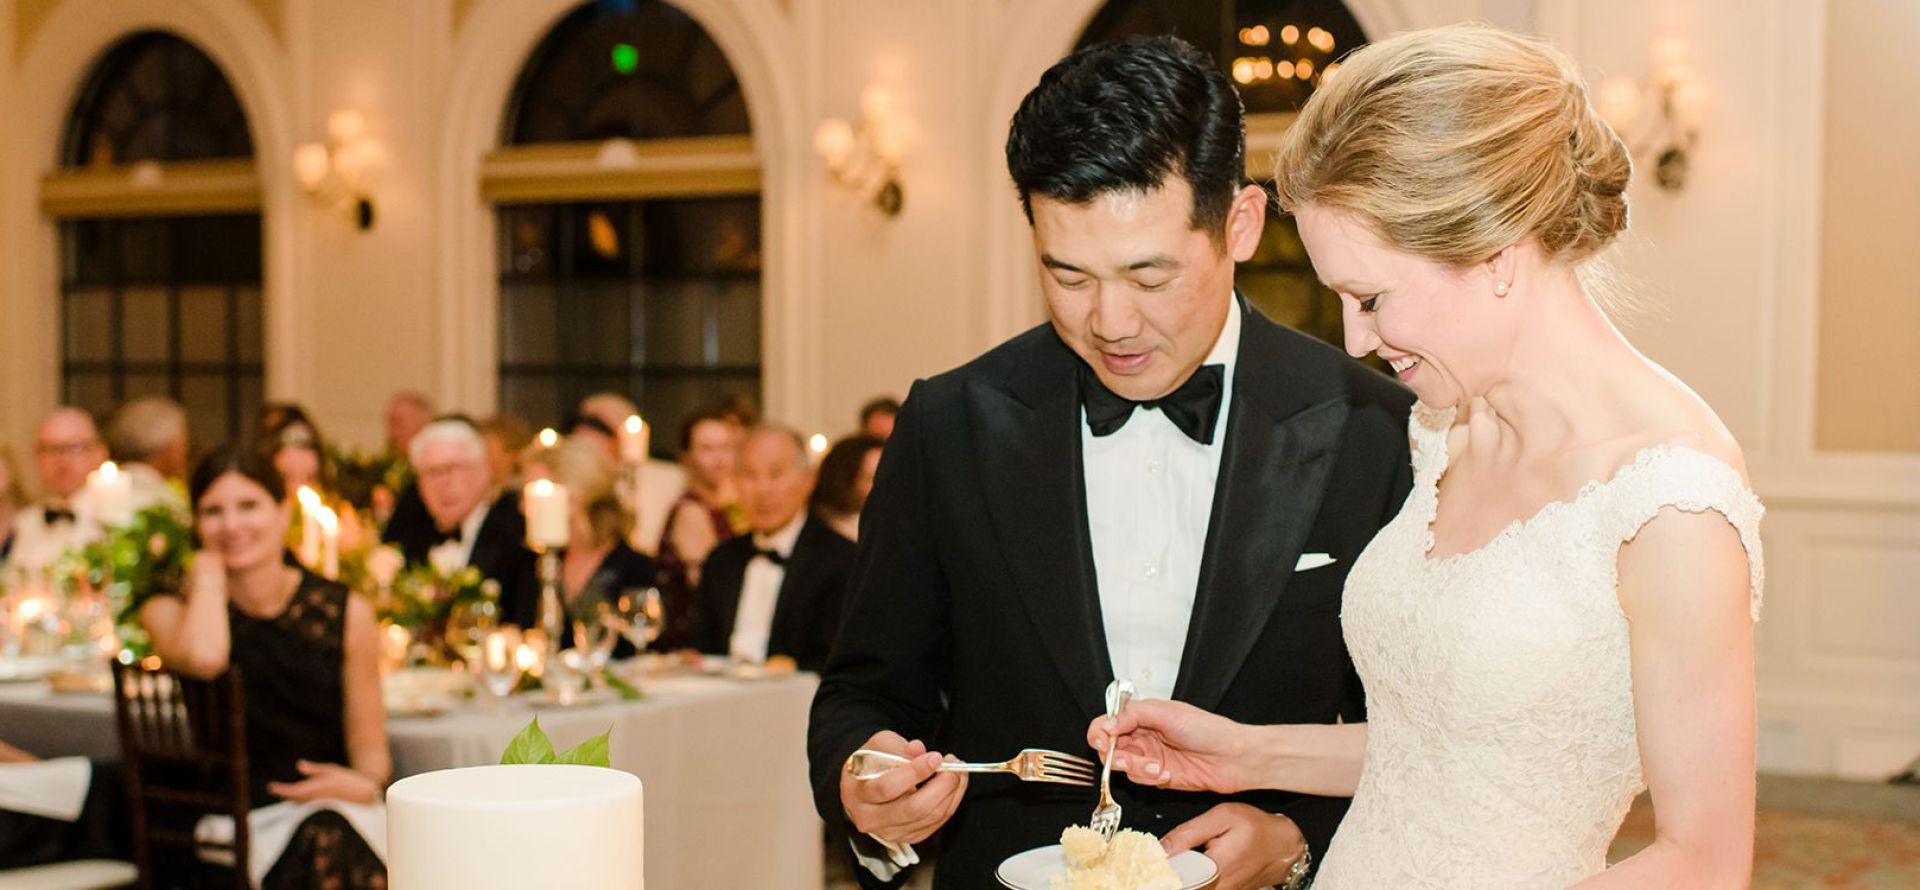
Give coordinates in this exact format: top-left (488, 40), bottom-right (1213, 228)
top-left (293, 109), bottom-right (380, 230)
top-left (1595, 36), bottom-right (1709, 192)
top-left (814, 84), bottom-right (909, 217)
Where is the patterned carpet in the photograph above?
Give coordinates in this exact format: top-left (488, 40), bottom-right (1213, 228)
top-left (1610, 777), bottom-right (1920, 888)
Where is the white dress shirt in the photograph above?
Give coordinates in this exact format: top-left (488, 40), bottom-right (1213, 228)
top-left (1082, 298), bottom-right (1239, 701)
top-left (728, 511), bottom-right (806, 663)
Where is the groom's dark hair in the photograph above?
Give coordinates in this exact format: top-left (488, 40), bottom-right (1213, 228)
top-left (1005, 35), bottom-right (1246, 244)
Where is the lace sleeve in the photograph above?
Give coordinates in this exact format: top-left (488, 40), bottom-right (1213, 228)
top-left (1600, 447), bottom-right (1766, 621)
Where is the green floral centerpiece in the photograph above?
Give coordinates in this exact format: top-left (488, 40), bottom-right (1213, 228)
top-left (367, 544), bottom-right (495, 665)
top-left (63, 503), bottom-right (196, 657)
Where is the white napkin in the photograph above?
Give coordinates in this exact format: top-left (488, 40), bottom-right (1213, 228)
top-left (196, 800), bottom-right (388, 887)
top-left (0, 756), bottom-right (92, 822)
top-left (1294, 552), bottom-right (1337, 571)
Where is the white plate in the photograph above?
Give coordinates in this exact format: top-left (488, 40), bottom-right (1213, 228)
top-left (996, 845), bottom-right (1217, 889)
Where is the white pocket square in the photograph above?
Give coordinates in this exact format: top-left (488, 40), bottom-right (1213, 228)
top-left (1294, 553), bottom-right (1337, 572)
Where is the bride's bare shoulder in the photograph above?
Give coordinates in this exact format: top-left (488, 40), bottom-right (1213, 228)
top-left (1617, 362), bottom-right (1748, 482)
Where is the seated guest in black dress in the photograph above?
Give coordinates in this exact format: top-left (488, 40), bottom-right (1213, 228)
top-left (141, 448), bottom-right (387, 889)
top-left (691, 425), bottom-right (856, 672)
top-left (516, 439), bottom-right (658, 656)
top-left (382, 417), bottom-right (532, 617)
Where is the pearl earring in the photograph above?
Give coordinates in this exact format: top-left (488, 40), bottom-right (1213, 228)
top-left (1493, 281), bottom-right (1510, 297)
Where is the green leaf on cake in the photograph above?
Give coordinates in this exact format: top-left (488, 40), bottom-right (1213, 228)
top-left (500, 717), bottom-right (556, 765)
top-left (553, 728), bottom-right (612, 768)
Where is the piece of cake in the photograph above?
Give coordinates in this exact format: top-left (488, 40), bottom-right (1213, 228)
top-left (1049, 825), bottom-right (1182, 890)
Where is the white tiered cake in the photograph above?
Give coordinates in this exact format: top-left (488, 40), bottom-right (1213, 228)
top-left (387, 764), bottom-right (644, 889)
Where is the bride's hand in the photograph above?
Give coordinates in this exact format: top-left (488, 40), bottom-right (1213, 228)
top-left (1086, 699), bottom-right (1253, 794)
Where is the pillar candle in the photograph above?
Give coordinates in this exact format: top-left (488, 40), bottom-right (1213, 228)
top-left (524, 479), bottom-right (571, 549)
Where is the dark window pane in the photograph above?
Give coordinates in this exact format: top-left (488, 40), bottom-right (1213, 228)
top-left (66, 374), bottom-right (116, 418)
top-left (62, 31), bottom-right (254, 167)
top-left (65, 288), bottom-right (113, 363)
top-left (179, 286), bottom-right (230, 364)
top-left (502, 1), bottom-right (749, 145)
top-left (121, 286), bottom-right (171, 363)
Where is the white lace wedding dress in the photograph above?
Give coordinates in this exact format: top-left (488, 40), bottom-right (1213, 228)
top-left (1313, 406), bottom-right (1765, 888)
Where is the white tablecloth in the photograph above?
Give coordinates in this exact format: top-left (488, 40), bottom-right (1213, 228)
top-left (0, 671), bottom-right (825, 890)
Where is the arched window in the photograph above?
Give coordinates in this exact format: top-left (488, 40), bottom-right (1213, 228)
top-left (492, 0), bottom-right (759, 454)
top-left (1077, 0), bottom-right (1369, 351)
top-left (50, 31), bottom-right (263, 446)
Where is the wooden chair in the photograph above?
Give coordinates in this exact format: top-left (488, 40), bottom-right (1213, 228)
top-left (108, 662), bottom-right (249, 890)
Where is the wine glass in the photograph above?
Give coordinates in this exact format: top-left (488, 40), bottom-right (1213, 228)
top-left (614, 587), bottom-right (665, 652)
top-left (569, 600), bottom-right (619, 689)
top-left (472, 626), bottom-right (524, 713)
top-left (445, 593), bottom-right (501, 666)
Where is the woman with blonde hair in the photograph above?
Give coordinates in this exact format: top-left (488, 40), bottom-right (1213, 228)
top-left (1092, 23), bottom-right (1762, 888)
top-left (517, 438), bottom-right (657, 653)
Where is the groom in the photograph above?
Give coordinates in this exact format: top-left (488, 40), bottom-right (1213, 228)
top-left (808, 36), bottom-right (1413, 889)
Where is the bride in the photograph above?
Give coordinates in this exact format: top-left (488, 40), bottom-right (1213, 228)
top-left (1091, 23), bottom-right (1763, 889)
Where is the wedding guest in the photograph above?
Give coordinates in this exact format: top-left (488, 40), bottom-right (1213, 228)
top-left (262, 406), bottom-right (367, 559)
top-left (382, 418), bottom-right (532, 611)
top-left (5, 408), bottom-right (107, 574)
top-left (0, 449), bottom-right (23, 563)
top-left (0, 740), bottom-right (128, 870)
top-left (140, 448), bottom-right (387, 888)
top-left (517, 439), bottom-right (657, 655)
top-left (562, 412), bottom-right (620, 464)
top-left (655, 404), bottom-right (744, 649)
top-left (578, 392), bottom-right (689, 559)
top-left (809, 434), bottom-right (884, 542)
top-left (383, 391), bottom-right (434, 459)
top-left (691, 425), bottom-right (854, 672)
top-left (104, 396), bottom-right (191, 508)
top-left (857, 397), bottom-right (899, 441)
top-left (478, 413), bottom-right (533, 490)
top-left (260, 404), bottom-right (331, 494)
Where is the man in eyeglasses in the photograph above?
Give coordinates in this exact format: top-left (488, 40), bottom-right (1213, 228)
top-left (3, 407), bottom-right (108, 577)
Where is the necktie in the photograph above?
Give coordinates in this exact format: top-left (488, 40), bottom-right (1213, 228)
top-left (1080, 363), bottom-right (1226, 445)
top-left (43, 507), bottom-right (76, 526)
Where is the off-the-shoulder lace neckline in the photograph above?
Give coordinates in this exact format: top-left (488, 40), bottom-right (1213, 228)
top-left (1418, 416), bottom-right (1755, 566)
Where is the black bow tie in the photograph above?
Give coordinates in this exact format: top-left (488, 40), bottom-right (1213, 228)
top-left (43, 507), bottom-right (76, 526)
top-left (1080, 363), bottom-right (1226, 445)
top-left (751, 546), bottom-right (788, 567)
top-left (429, 526), bottom-right (464, 546)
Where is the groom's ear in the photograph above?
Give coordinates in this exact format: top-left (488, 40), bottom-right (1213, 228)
top-left (1225, 184), bottom-right (1270, 263)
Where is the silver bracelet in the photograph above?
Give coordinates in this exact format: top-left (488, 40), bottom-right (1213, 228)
top-left (1279, 840), bottom-right (1312, 890)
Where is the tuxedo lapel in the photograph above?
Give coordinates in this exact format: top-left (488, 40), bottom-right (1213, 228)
top-left (1173, 304), bottom-right (1351, 711)
top-left (965, 334), bottom-right (1111, 722)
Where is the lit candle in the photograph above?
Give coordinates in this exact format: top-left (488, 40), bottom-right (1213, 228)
top-left (537, 428), bottom-right (559, 448)
top-left (523, 479), bottom-right (571, 549)
top-left (808, 433), bottom-right (828, 466)
top-left (297, 487), bottom-right (323, 571)
top-left (88, 462), bottom-right (134, 527)
top-left (620, 415), bottom-right (649, 463)
top-left (313, 503), bottom-right (341, 580)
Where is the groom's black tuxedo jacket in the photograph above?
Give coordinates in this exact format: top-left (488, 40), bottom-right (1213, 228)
top-left (808, 302), bottom-right (1414, 888)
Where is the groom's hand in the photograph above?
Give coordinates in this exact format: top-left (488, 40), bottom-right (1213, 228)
top-left (1162, 803), bottom-right (1304, 890)
top-left (840, 730), bottom-right (969, 845)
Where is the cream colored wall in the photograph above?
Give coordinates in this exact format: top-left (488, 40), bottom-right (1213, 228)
top-left (1816, 0), bottom-right (1920, 453)
top-left (0, 0), bottom-right (1915, 778)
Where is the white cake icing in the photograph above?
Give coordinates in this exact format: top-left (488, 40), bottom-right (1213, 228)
top-left (387, 764), bottom-right (643, 889)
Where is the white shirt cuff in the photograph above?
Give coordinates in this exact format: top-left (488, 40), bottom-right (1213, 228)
top-left (849, 831), bottom-right (919, 881)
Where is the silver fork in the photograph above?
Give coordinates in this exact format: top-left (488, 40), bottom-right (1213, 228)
top-left (844, 748), bottom-right (1096, 787)
top-left (1090, 679), bottom-right (1136, 838)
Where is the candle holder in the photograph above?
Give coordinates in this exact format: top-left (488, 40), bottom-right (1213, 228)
top-left (533, 544), bottom-right (565, 675)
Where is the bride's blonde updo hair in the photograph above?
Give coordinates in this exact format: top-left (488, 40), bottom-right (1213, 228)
top-left (1272, 23), bottom-right (1630, 268)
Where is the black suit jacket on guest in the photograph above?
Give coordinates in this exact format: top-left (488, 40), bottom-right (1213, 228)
top-left (808, 301), bottom-right (1415, 888)
top-left (691, 514), bottom-right (857, 673)
top-left (384, 487), bottom-right (535, 623)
